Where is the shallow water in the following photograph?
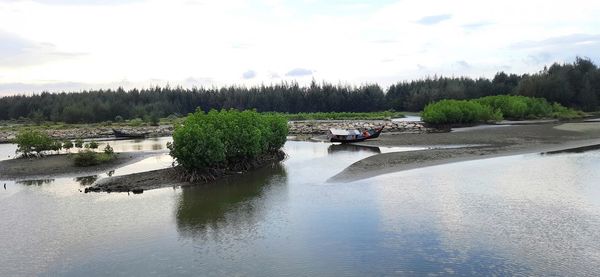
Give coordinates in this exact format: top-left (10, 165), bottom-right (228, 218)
top-left (393, 115), bottom-right (421, 122)
top-left (1, 140), bottom-right (599, 276)
top-left (0, 137), bottom-right (172, 162)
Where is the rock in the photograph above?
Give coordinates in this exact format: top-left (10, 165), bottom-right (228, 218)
top-left (84, 187), bottom-right (101, 193)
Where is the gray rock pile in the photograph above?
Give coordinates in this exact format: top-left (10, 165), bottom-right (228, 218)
top-left (0, 121), bottom-right (435, 143)
top-left (288, 120), bottom-right (431, 134)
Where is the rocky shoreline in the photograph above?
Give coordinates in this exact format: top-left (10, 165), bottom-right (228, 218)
top-left (0, 120), bottom-right (434, 143)
top-left (288, 120), bottom-right (433, 134)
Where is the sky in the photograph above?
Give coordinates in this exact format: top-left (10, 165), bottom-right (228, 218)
top-left (0, 0), bottom-right (600, 95)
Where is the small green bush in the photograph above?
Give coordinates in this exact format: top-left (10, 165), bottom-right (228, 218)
top-left (15, 130), bottom-right (55, 157)
top-left (104, 144), bottom-right (114, 155)
top-left (128, 118), bottom-right (144, 127)
top-left (63, 140), bottom-right (74, 151)
top-left (85, 141), bottom-right (99, 149)
top-left (73, 150), bottom-right (98, 166)
top-left (74, 138), bottom-right (84, 148)
top-left (50, 140), bottom-right (63, 152)
top-left (168, 109), bottom-right (288, 170)
top-left (73, 150), bottom-right (116, 167)
top-left (146, 113), bottom-right (160, 126)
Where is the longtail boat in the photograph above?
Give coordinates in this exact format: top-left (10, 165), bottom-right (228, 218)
top-left (327, 126), bottom-right (384, 143)
top-left (112, 129), bottom-right (149, 138)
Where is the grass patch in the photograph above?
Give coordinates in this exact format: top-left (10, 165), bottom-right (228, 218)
top-left (278, 111), bottom-right (405, 121)
top-left (73, 150), bottom-right (117, 167)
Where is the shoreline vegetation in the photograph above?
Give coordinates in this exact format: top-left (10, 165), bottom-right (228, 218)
top-left (422, 95), bottom-right (583, 126)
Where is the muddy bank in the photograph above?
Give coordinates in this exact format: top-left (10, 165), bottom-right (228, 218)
top-left (85, 151), bottom-right (286, 193)
top-left (85, 168), bottom-right (185, 193)
top-left (0, 152), bottom-right (161, 180)
top-left (330, 122), bottom-right (600, 182)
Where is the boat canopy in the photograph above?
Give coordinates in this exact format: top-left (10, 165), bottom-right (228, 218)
top-left (329, 129), bottom-right (360, 136)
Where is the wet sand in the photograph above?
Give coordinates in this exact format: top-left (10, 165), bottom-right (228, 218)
top-left (86, 168), bottom-right (186, 193)
top-left (330, 122), bottom-right (600, 182)
top-left (0, 151), bottom-right (160, 180)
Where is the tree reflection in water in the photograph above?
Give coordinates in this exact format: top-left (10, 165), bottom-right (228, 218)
top-left (74, 175), bottom-right (99, 186)
top-left (16, 179), bottom-right (55, 186)
top-left (175, 163), bottom-right (287, 238)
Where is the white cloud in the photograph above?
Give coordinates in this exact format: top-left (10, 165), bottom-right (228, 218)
top-left (416, 14), bottom-right (452, 25)
top-left (285, 68), bottom-right (313, 77)
top-left (0, 30), bottom-right (84, 67)
top-left (0, 0), bottom-right (599, 93)
top-left (242, 70), bottom-right (257, 79)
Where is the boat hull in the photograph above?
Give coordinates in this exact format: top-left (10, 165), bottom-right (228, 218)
top-left (328, 126), bottom-right (384, 143)
top-left (112, 129), bottom-right (149, 138)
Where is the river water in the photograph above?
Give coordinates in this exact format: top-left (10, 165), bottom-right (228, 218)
top-left (1, 139), bottom-right (599, 276)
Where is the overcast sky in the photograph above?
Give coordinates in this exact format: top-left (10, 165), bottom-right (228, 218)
top-left (0, 0), bottom-right (599, 94)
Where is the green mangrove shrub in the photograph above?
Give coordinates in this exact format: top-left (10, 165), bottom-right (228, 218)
top-left (73, 149), bottom-right (116, 167)
top-left (168, 109), bottom-right (288, 170)
top-left (85, 141), bottom-right (99, 149)
top-left (74, 138), bottom-right (84, 148)
top-left (63, 140), bottom-right (74, 152)
top-left (14, 130), bottom-right (55, 157)
top-left (423, 95), bottom-right (582, 125)
top-left (104, 144), bottom-right (114, 155)
top-left (422, 100), bottom-right (501, 125)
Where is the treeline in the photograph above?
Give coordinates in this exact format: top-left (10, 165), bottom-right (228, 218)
top-left (0, 83), bottom-right (386, 123)
top-left (388, 57), bottom-right (600, 112)
top-left (0, 57), bottom-right (599, 123)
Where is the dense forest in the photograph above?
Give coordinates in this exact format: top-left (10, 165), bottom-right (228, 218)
top-left (0, 57), bottom-right (599, 123)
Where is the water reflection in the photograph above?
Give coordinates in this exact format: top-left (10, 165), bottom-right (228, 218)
top-left (327, 143), bottom-right (381, 154)
top-left (75, 175), bottom-right (98, 186)
top-left (152, 143), bottom-right (163, 150)
top-left (16, 179), bottom-right (55, 186)
top-left (2, 141), bottom-right (600, 276)
top-left (543, 143), bottom-right (600, 155)
top-left (176, 163), bottom-right (287, 237)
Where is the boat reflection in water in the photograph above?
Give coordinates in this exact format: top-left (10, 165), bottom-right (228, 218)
top-left (327, 143), bottom-right (381, 154)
